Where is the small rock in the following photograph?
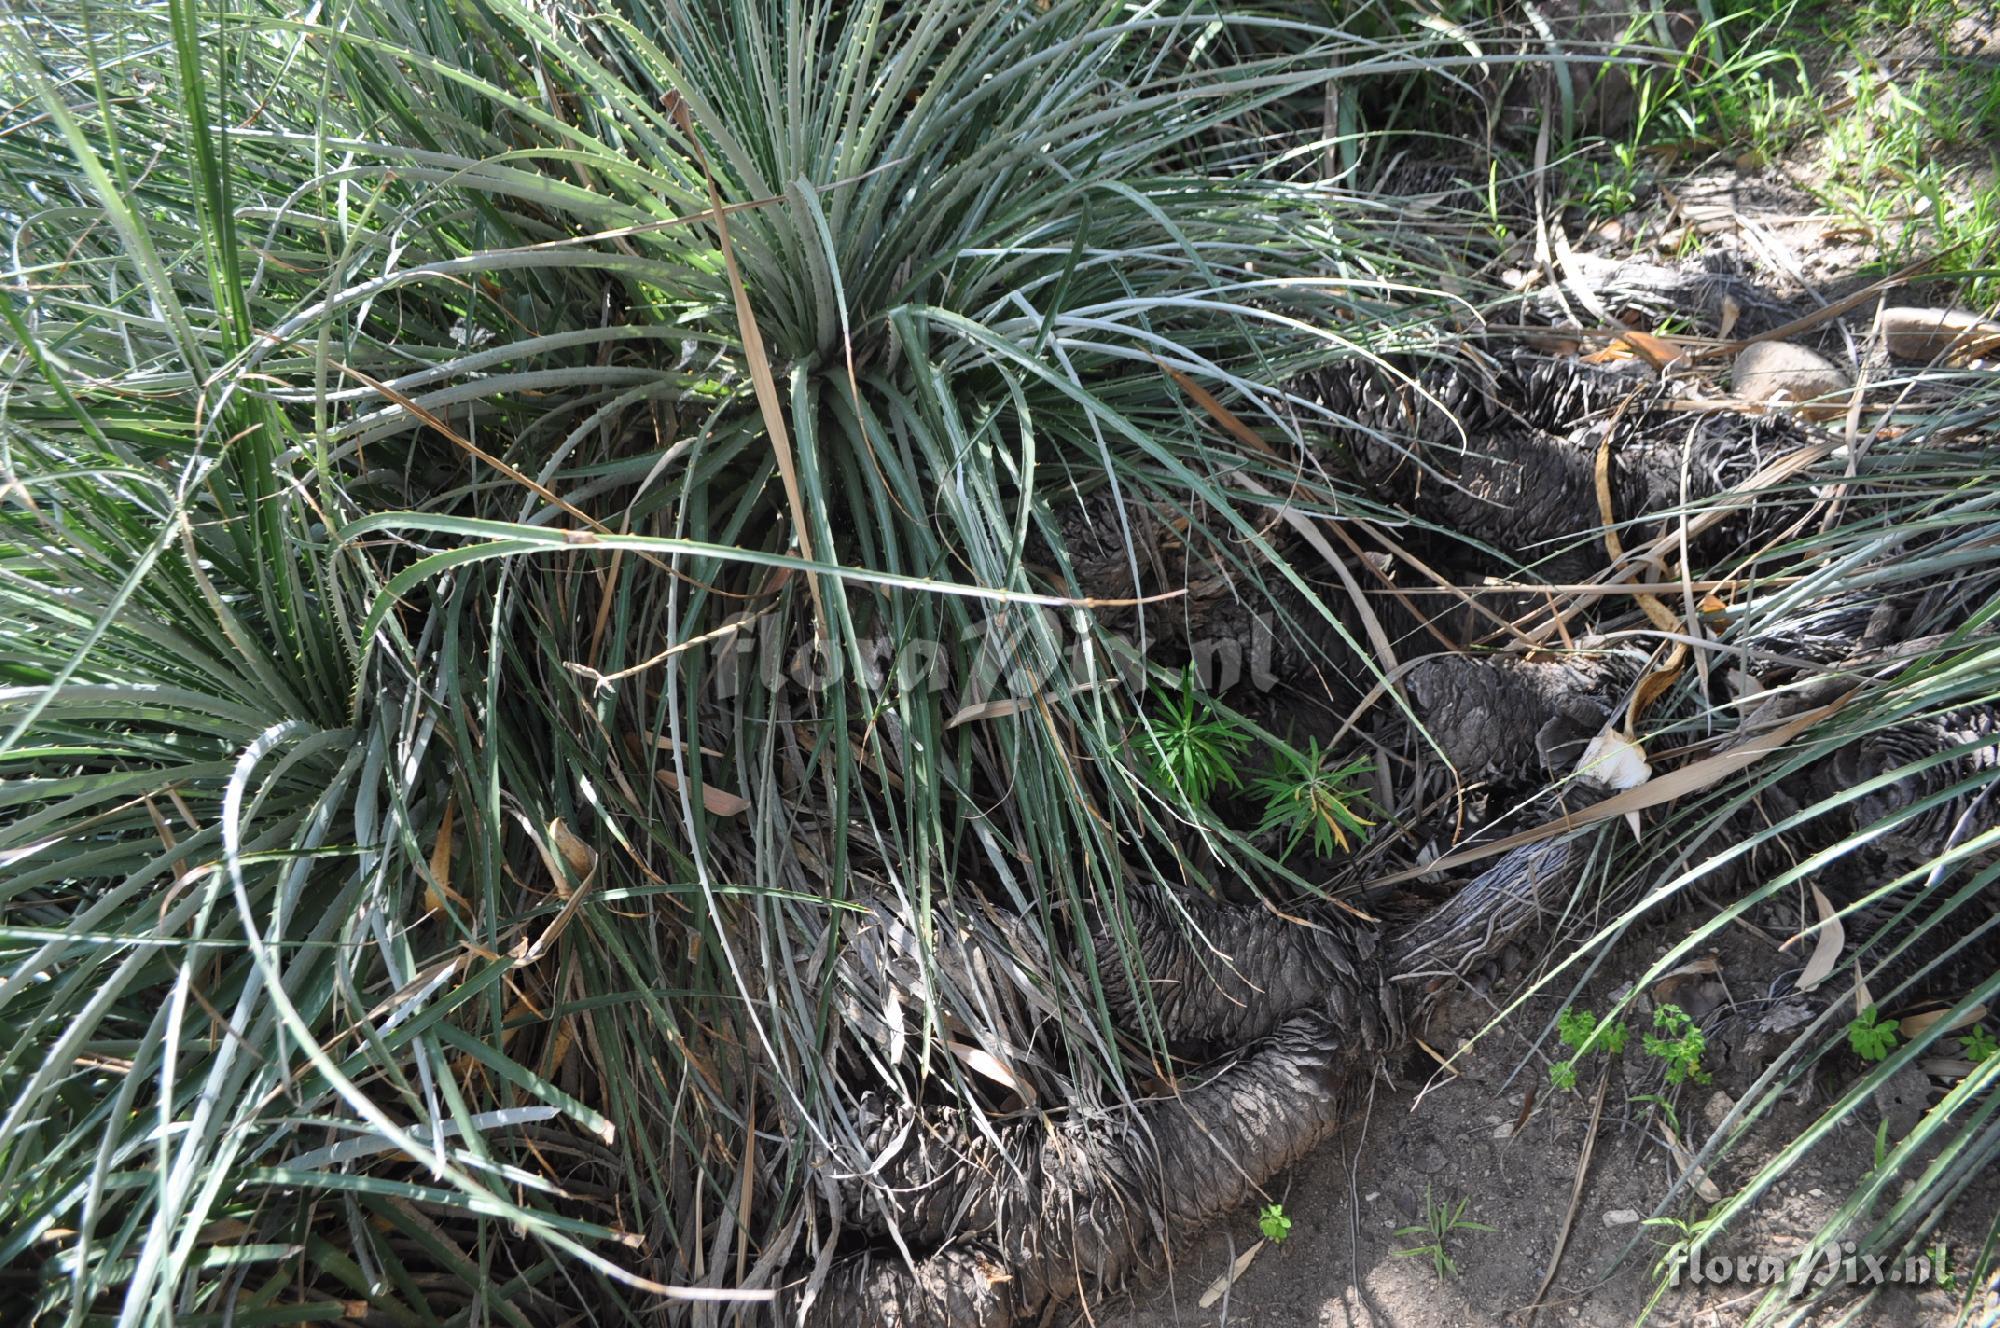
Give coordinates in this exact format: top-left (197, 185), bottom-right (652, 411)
top-left (1724, 666), bottom-right (1766, 701)
top-left (1879, 306), bottom-right (2000, 363)
top-left (1602, 1208), bottom-right (1642, 1227)
top-left (1752, 1000), bottom-right (1815, 1035)
top-left (1679, 979), bottom-right (1727, 1022)
top-left (1704, 1089), bottom-right (1737, 1135)
top-left (1732, 341), bottom-right (1848, 404)
top-left (1872, 1060), bottom-right (1932, 1137)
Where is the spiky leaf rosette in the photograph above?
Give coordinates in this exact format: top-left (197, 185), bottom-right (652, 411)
top-left (0, 0), bottom-right (1484, 1319)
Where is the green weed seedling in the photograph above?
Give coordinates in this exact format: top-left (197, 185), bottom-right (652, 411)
top-left (1258, 1202), bottom-right (1292, 1244)
top-left (1960, 1025), bottom-right (1997, 1064)
top-left (1847, 1006), bottom-right (1899, 1063)
top-left (1629, 1093), bottom-right (1681, 1136)
top-left (1549, 1005), bottom-right (1630, 1091)
top-left (1393, 1186), bottom-right (1493, 1281)
top-left (1643, 1004), bottom-right (1710, 1086)
top-left (1641, 1210), bottom-right (1720, 1310)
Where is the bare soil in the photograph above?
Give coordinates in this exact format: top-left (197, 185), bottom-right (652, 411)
top-left (1093, 914), bottom-right (1998, 1328)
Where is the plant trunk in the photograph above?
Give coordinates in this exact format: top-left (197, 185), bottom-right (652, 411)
top-left (799, 693), bottom-right (1997, 1325)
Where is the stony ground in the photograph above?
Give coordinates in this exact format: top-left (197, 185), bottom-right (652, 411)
top-left (1092, 914), bottom-right (1996, 1328)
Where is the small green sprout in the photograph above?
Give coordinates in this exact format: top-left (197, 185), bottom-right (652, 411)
top-left (1393, 1186), bottom-right (1493, 1281)
top-left (1958, 1024), bottom-right (1997, 1064)
top-left (1550, 1006), bottom-right (1632, 1091)
top-left (1642, 1004), bottom-right (1710, 1085)
top-left (1930, 1239), bottom-right (1956, 1292)
top-left (1557, 1006), bottom-right (1630, 1056)
top-left (1252, 740), bottom-right (1375, 859)
top-left (1141, 667), bottom-right (1250, 806)
top-left (1847, 1005), bottom-right (1899, 1063)
top-left (1258, 1202), bottom-right (1292, 1243)
top-left (1629, 1093), bottom-right (1681, 1135)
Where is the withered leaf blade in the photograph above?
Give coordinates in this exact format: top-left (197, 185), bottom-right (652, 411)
top-left (1197, 1240), bottom-right (1265, 1309)
top-left (1795, 884), bottom-right (1844, 993)
top-left (946, 698), bottom-right (1030, 729)
top-left (655, 768), bottom-right (750, 817)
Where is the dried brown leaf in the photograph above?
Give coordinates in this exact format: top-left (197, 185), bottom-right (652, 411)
top-left (1794, 884), bottom-right (1844, 993)
top-left (1198, 1241), bottom-right (1266, 1309)
top-left (655, 769), bottom-right (750, 817)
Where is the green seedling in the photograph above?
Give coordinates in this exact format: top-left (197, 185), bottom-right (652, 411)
top-left (1551, 1005), bottom-right (1631, 1091)
top-left (1847, 1005), bottom-right (1899, 1063)
top-left (1141, 667), bottom-right (1249, 805)
top-left (1630, 1093), bottom-right (1682, 1136)
top-left (1258, 1202), bottom-right (1292, 1244)
top-left (1393, 1186), bottom-right (1492, 1281)
top-left (1643, 1004), bottom-right (1710, 1085)
top-left (1958, 1024), bottom-right (1996, 1064)
top-left (1643, 1211), bottom-right (1719, 1291)
top-left (1558, 1006), bottom-right (1630, 1055)
top-left (1252, 740), bottom-right (1375, 859)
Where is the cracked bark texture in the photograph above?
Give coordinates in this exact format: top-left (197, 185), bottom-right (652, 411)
top-left (803, 1015), bottom-right (1358, 1328)
top-left (1043, 483), bottom-right (1542, 718)
top-left (1046, 490), bottom-right (1277, 646)
top-left (1091, 893), bottom-right (1396, 1052)
top-left (800, 832), bottom-right (1596, 1327)
top-left (1041, 353), bottom-right (1817, 725)
top-left (1403, 651), bottom-right (1630, 784)
top-left (820, 906), bottom-right (1394, 1249)
top-left (799, 692), bottom-right (1999, 1326)
top-left (1521, 253), bottom-right (1808, 337)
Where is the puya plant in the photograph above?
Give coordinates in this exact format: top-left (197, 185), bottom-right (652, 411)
top-left (1252, 740), bottom-right (1375, 860)
top-left (7, 0), bottom-right (1997, 1324)
top-left (1141, 667), bottom-right (1253, 807)
top-left (0, 0), bottom-right (1468, 1321)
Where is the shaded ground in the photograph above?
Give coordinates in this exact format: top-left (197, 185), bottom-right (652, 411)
top-left (1096, 915), bottom-right (1998, 1328)
top-left (1092, 12), bottom-right (2000, 1325)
